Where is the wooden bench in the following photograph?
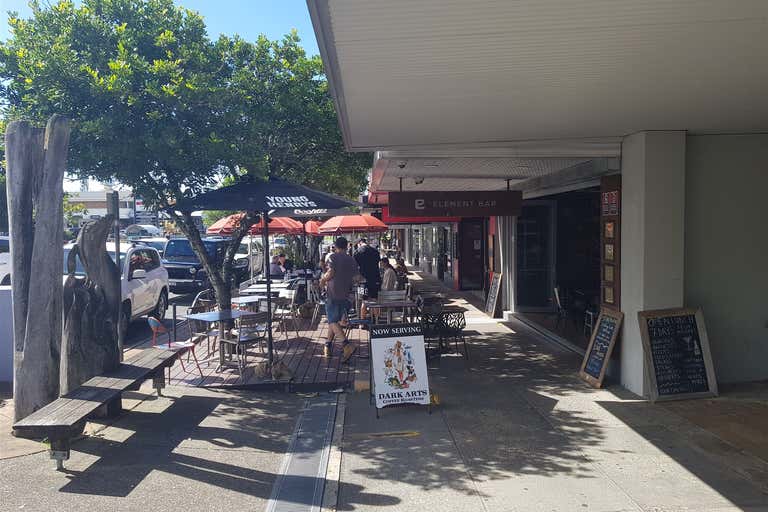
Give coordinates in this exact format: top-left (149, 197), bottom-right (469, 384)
top-left (13, 347), bottom-right (181, 470)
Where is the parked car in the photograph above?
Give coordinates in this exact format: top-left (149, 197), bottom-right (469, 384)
top-left (162, 237), bottom-right (248, 294)
top-left (63, 241), bottom-right (169, 333)
top-left (0, 236), bottom-right (10, 285)
top-left (134, 237), bottom-right (169, 257)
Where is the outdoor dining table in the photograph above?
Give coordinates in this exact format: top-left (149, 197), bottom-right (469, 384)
top-left (185, 309), bottom-right (264, 371)
top-left (231, 295), bottom-right (267, 308)
top-left (364, 299), bottom-right (419, 324)
top-left (241, 283), bottom-right (289, 295)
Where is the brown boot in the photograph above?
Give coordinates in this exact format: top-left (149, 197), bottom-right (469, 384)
top-left (342, 343), bottom-right (357, 363)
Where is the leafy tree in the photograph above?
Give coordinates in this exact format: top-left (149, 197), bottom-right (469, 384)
top-left (0, 0), bottom-right (370, 308)
top-left (62, 192), bottom-right (87, 226)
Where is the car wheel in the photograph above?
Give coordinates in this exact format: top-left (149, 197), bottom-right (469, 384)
top-left (153, 290), bottom-right (168, 319)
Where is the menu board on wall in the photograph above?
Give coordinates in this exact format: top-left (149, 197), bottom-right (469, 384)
top-left (638, 308), bottom-right (718, 402)
top-left (600, 175), bottom-right (621, 309)
top-left (579, 308), bottom-right (624, 388)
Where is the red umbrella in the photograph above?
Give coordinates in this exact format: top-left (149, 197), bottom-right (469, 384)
top-left (206, 213), bottom-right (303, 235)
top-left (318, 214), bottom-right (388, 235)
top-left (304, 220), bottom-right (322, 236)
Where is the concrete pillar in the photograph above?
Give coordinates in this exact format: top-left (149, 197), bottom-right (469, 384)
top-left (619, 131), bottom-right (686, 396)
top-left (497, 215), bottom-right (517, 319)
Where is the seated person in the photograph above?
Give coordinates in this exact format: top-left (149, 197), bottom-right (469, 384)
top-left (278, 253), bottom-right (294, 273)
top-left (380, 257), bottom-right (398, 291)
top-left (269, 255), bottom-right (284, 276)
top-left (394, 258), bottom-right (409, 277)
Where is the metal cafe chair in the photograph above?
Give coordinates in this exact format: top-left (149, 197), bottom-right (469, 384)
top-left (222, 312), bottom-right (270, 375)
top-left (186, 304), bottom-right (219, 361)
top-left (274, 289), bottom-right (301, 340)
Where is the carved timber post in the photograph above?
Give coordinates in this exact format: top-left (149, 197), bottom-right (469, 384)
top-left (6, 116), bottom-right (70, 423)
top-left (60, 215), bottom-right (121, 394)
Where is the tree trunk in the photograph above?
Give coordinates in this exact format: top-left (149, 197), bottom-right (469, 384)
top-left (173, 211), bottom-right (256, 311)
top-left (7, 116), bottom-right (70, 423)
top-left (60, 215), bottom-right (121, 395)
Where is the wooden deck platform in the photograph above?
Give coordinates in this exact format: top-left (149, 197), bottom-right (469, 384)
top-left (165, 319), bottom-right (370, 391)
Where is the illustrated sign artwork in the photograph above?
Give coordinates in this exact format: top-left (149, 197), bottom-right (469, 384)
top-left (370, 324), bottom-right (430, 409)
top-left (485, 272), bottom-right (502, 316)
top-left (579, 308), bottom-right (624, 388)
top-left (638, 308), bottom-right (717, 402)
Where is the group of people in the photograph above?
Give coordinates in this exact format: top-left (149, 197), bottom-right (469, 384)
top-left (318, 237), bottom-right (409, 361)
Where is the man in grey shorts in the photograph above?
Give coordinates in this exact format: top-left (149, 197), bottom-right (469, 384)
top-left (319, 237), bottom-right (359, 361)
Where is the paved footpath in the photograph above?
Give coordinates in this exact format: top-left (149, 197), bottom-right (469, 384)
top-left (0, 386), bottom-right (305, 511)
top-left (336, 317), bottom-right (768, 512)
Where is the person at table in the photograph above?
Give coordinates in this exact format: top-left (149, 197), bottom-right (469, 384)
top-left (278, 253), bottom-right (294, 273)
top-left (319, 237), bottom-right (359, 361)
top-left (380, 257), bottom-right (398, 291)
top-left (394, 258), bottom-right (409, 278)
top-left (269, 255), bottom-right (284, 276)
top-left (354, 237), bottom-right (381, 299)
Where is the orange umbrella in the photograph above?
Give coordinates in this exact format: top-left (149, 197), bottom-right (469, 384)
top-left (206, 213), bottom-right (303, 235)
top-left (304, 220), bottom-right (322, 236)
top-left (318, 214), bottom-right (388, 235)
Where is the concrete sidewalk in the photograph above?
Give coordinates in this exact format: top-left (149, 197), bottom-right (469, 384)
top-left (337, 317), bottom-right (768, 512)
top-left (0, 386), bottom-right (305, 511)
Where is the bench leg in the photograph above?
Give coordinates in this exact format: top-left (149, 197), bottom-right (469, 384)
top-left (153, 371), bottom-right (166, 396)
top-left (94, 394), bottom-right (122, 418)
top-left (49, 439), bottom-right (70, 471)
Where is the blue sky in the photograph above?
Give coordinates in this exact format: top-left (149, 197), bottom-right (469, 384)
top-left (0, 0), bottom-right (319, 54)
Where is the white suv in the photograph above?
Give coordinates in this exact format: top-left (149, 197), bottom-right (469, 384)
top-left (0, 236), bottom-right (10, 285)
top-left (63, 241), bottom-right (169, 333)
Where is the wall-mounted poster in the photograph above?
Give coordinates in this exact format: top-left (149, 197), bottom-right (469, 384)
top-left (604, 221), bottom-right (615, 239)
top-left (371, 324), bottom-right (431, 410)
top-left (605, 243), bottom-right (615, 262)
top-left (604, 286), bottom-right (615, 304)
top-left (604, 265), bottom-right (614, 283)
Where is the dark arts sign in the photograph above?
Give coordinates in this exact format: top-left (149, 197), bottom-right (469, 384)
top-left (389, 191), bottom-right (522, 217)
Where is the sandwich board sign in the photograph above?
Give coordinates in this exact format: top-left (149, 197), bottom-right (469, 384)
top-left (370, 323), bottom-right (430, 412)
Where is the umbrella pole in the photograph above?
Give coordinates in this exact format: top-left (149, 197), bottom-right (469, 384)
top-left (262, 210), bottom-right (274, 365)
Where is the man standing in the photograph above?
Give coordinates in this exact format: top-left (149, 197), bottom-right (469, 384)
top-left (354, 238), bottom-right (381, 299)
top-left (319, 237), bottom-right (358, 361)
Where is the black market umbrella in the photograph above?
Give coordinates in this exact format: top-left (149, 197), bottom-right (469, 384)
top-left (172, 176), bottom-right (359, 364)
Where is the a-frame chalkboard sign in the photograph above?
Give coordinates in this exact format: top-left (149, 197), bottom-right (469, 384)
top-left (638, 308), bottom-right (717, 402)
top-left (579, 308), bottom-right (624, 388)
top-left (485, 272), bottom-right (502, 317)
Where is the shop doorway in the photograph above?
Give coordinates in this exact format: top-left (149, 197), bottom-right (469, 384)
top-left (516, 201), bottom-right (556, 312)
top-left (459, 219), bottom-right (484, 290)
top-left (516, 188), bottom-right (601, 350)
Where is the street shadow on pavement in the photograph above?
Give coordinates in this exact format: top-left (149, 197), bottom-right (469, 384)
top-left (58, 391), bottom-right (290, 498)
top-left (341, 326), bottom-right (607, 502)
top-left (48, 388), bottom-right (401, 510)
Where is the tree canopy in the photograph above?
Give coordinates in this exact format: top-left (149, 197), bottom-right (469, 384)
top-left (0, 0), bottom-right (369, 204)
top-left (1, 0), bottom-right (370, 307)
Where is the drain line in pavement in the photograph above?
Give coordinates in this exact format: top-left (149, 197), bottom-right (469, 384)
top-left (266, 395), bottom-right (338, 512)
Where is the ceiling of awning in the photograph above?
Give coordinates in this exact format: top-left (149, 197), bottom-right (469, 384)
top-left (308, 0), bottom-right (768, 152)
top-left (371, 156), bottom-right (594, 192)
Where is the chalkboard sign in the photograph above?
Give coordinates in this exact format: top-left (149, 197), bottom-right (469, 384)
top-left (579, 308), bottom-right (624, 388)
top-left (485, 273), bottom-right (502, 316)
top-left (638, 308), bottom-right (717, 402)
